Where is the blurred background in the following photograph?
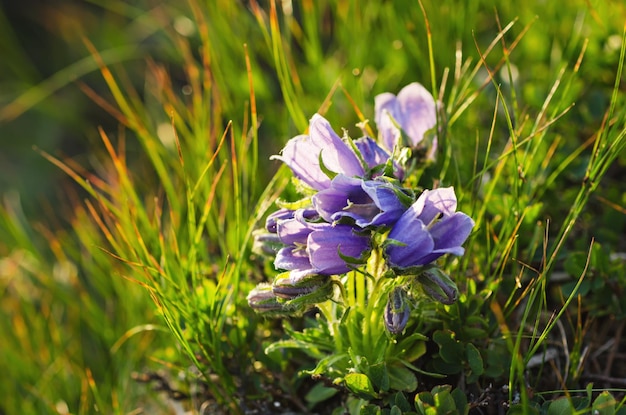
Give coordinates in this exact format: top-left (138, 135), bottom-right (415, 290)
top-left (2, 0), bottom-right (624, 218)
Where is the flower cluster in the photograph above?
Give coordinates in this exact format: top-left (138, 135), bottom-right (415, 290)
top-left (248, 83), bottom-right (474, 333)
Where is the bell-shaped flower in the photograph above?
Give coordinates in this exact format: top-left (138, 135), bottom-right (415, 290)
top-left (307, 224), bottom-right (370, 275)
top-left (375, 82), bottom-right (437, 154)
top-left (385, 187), bottom-right (474, 268)
top-left (272, 209), bottom-right (371, 278)
top-left (312, 174), bottom-right (407, 228)
top-left (265, 208), bottom-right (297, 233)
top-left (274, 208), bottom-right (318, 245)
top-left (272, 114), bottom-right (365, 190)
top-left (273, 209), bottom-right (320, 278)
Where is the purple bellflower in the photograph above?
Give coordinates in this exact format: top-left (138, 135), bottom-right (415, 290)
top-left (272, 208), bottom-right (371, 280)
top-left (312, 174), bottom-right (407, 227)
top-left (272, 114), bottom-right (365, 190)
top-left (385, 187), bottom-right (474, 268)
top-left (375, 82), bottom-right (437, 155)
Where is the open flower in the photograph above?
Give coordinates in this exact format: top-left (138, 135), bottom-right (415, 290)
top-left (312, 174), bottom-right (407, 228)
top-left (385, 187), bottom-right (474, 268)
top-left (375, 82), bottom-right (437, 154)
top-left (307, 224), bottom-right (370, 274)
top-left (272, 209), bottom-right (371, 278)
top-left (272, 114), bottom-right (365, 190)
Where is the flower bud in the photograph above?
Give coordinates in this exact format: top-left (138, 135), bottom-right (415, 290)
top-left (252, 231), bottom-right (282, 257)
top-left (384, 287), bottom-right (410, 334)
top-left (272, 272), bottom-right (331, 300)
top-left (247, 283), bottom-right (292, 317)
top-left (417, 268), bottom-right (458, 305)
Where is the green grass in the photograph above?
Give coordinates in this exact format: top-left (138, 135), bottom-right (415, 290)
top-left (1, 0), bottom-right (626, 413)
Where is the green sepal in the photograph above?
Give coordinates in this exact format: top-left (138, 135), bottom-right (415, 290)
top-left (276, 195), bottom-right (314, 210)
top-left (318, 150), bottom-right (339, 181)
top-left (344, 131), bottom-right (373, 175)
top-left (272, 272), bottom-right (331, 299)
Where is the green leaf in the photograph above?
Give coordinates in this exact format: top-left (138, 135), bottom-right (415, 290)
top-left (465, 343), bottom-right (484, 382)
top-left (360, 404), bottom-right (382, 415)
top-left (592, 391), bottom-right (616, 415)
top-left (433, 330), bottom-right (464, 364)
top-left (344, 373), bottom-right (379, 400)
top-left (546, 397), bottom-right (574, 415)
top-left (415, 386), bottom-right (458, 415)
top-left (304, 382), bottom-right (339, 406)
top-left (372, 331), bottom-right (390, 363)
top-left (432, 358), bottom-right (463, 375)
top-left (348, 348), bottom-right (369, 374)
top-left (369, 362), bottom-right (390, 392)
top-left (415, 391), bottom-right (435, 415)
top-left (431, 387), bottom-right (456, 414)
top-left (393, 392), bottom-right (412, 412)
top-left (303, 352), bottom-right (350, 376)
top-left (451, 388), bottom-right (468, 415)
top-left (387, 365), bottom-right (418, 392)
top-left (392, 333), bottom-right (428, 362)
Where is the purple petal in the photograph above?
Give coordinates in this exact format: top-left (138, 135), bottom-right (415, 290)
top-left (377, 111), bottom-right (402, 154)
top-left (274, 246), bottom-right (313, 272)
top-left (374, 92), bottom-right (398, 129)
top-left (272, 114), bottom-right (365, 190)
top-left (354, 136), bottom-right (405, 179)
top-left (307, 225), bottom-right (370, 275)
top-left (312, 175), bottom-right (366, 223)
top-left (273, 133), bottom-right (328, 189)
top-left (396, 83), bottom-right (437, 147)
top-left (419, 187), bottom-right (458, 224)
top-left (274, 208), bottom-right (320, 245)
top-left (386, 187), bottom-right (474, 267)
top-left (276, 217), bottom-right (313, 245)
top-left (354, 136), bottom-right (391, 168)
top-left (385, 219), bottom-right (435, 268)
top-left (266, 208), bottom-right (295, 233)
top-left (415, 213), bottom-right (474, 264)
top-left (309, 114), bottom-right (365, 178)
top-left (360, 180), bottom-right (406, 226)
top-left (430, 213), bottom-right (475, 250)
top-left (312, 176), bottom-right (406, 227)
top-left (375, 83), bottom-right (437, 152)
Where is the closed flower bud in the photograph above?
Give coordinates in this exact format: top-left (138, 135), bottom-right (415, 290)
top-left (252, 231), bottom-right (282, 257)
top-left (271, 272), bottom-right (331, 300)
top-left (417, 267), bottom-right (458, 305)
top-left (247, 283), bottom-right (292, 317)
top-left (384, 287), bottom-right (410, 334)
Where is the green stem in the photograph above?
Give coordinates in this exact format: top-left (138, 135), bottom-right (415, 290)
top-left (317, 300), bottom-right (342, 353)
